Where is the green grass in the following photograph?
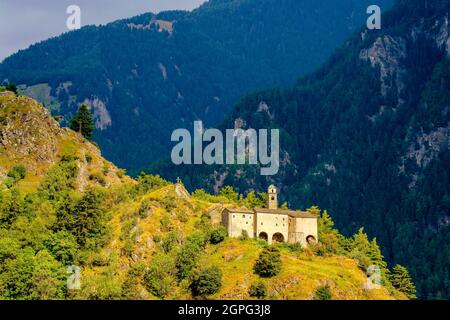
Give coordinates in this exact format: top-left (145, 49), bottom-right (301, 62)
top-left (198, 238), bottom-right (401, 300)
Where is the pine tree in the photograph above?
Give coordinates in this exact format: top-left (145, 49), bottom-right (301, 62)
top-left (368, 238), bottom-right (388, 272)
top-left (390, 265), bottom-right (417, 299)
top-left (306, 205), bottom-right (321, 217)
top-left (244, 191), bottom-right (266, 208)
top-left (219, 186), bottom-right (239, 203)
top-left (5, 83), bottom-right (17, 94)
top-left (318, 210), bottom-right (336, 234)
top-left (349, 228), bottom-right (372, 270)
top-left (69, 104), bottom-right (94, 139)
top-left (367, 238), bottom-right (393, 289)
top-left (317, 210), bottom-right (344, 255)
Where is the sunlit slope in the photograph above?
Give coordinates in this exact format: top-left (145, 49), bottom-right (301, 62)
top-left (0, 92), bottom-right (406, 300)
top-left (76, 183), bottom-right (405, 300)
top-left (0, 91), bottom-right (132, 192)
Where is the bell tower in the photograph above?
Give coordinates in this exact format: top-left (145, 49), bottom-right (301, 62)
top-left (268, 185), bottom-right (278, 209)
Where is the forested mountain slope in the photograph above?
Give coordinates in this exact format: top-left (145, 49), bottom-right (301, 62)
top-left (0, 91), bottom-right (408, 300)
top-left (152, 0), bottom-right (450, 298)
top-left (0, 0), bottom-right (392, 172)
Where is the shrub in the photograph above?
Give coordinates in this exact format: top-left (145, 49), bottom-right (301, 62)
top-left (176, 244), bottom-right (198, 280)
top-left (5, 83), bottom-right (17, 94)
top-left (61, 154), bottom-right (79, 162)
top-left (122, 262), bottom-right (146, 299)
top-left (239, 229), bottom-right (249, 240)
top-left (314, 284), bottom-right (332, 300)
top-left (121, 274), bottom-right (141, 300)
top-left (253, 246), bottom-right (282, 277)
top-left (190, 266), bottom-right (222, 297)
top-left (121, 217), bottom-right (139, 257)
top-left (45, 231), bottom-right (79, 265)
top-left (153, 234), bottom-right (162, 244)
top-left (160, 213), bottom-right (172, 232)
top-left (129, 262), bottom-right (146, 278)
top-left (348, 250), bottom-right (372, 272)
top-left (7, 165), bottom-right (26, 182)
top-left (0, 248), bottom-right (66, 300)
top-left (287, 242), bottom-right (303, 253)
top-left (89, 172), bottom-right (106, 186)
top-left (138, 199), bottom-right (152, 218)
top-left (219, 186), bottom-right (239, 203)
top-left (30, 250), bottom-right (66, 300)
top-left (4, 177), bottom-right (14, 189)
top-left (102, 163), bottom-right (110, 175)
top-left (310, 242), bottom-right (327, 256)
top-left (134, 174), bottom-right (169, 195)
top-left (276, 242), bottom-right (303, 253)
top-left (248, 281), bottom-right (267, 299)
top-left (144, 253), bottom-right (177, 298)
top-left (161, 231), bottom-right (182, 254)
top-left (117, 169), bottom-right (126, 178)
top-left (195, 212), bottom-right (212, 232)
top-left (175, 232), bottom-right (207, 280)
top-left (192, 188), bottom-right (239, 204)
top-left (209, 226), bottom-right (227, 244)
top-left (39, 159), bottom-right (78, 201)
top-left (187, 231), bottom-right (208, 249)
top-left (175, 209), bottom-right (189, 223)
top-left (161, 196), bottom-right (177, 212)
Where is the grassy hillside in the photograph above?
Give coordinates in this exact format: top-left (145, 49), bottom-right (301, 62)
top-left (0, 91), bottom-right (132, 193)
top-left (0, 92), bottom-right (409, 300)
top-left (72, 183), bottom-right (405, 300)
top-left (151, 0), bottom-right (450, 299)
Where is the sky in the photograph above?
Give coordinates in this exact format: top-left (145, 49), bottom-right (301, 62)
top-left (0, 0), bottom-right (206, 61)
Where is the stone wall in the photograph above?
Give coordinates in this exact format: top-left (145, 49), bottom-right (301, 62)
top-left (289, 217), bottom-right (318, 247)
top-left (223, 210), bottom-right (255, 238)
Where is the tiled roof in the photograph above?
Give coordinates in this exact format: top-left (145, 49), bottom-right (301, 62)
top-left (223, 207), bottom-right (317, 218)
top-left (253, 208), bottom-right (318, 219)
top-left (223, 208), bottom-right (254, 214)
top-left (287, 211), bottom-right (318, 219)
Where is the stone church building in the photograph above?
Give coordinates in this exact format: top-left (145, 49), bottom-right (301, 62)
top-left (221, 185), bottom-right (318, 246)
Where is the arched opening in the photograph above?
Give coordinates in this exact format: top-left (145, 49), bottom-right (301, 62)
top-left (258, 232), bottom-right (268, 241)
top-left (272, 233), bottom-right (285, 243)
top-left (306, 235), bottom-right (316, 244)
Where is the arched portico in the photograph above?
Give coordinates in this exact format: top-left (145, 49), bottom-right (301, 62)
top-left (306, 235), bottom-right (316, 244)
top-left (258, 232), bottom-right (268, 241)
top-left (272, 232), bottom-right (285, 243)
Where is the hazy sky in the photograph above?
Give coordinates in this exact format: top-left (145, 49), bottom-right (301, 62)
top-left (0, 0), bottom-right (206, 61)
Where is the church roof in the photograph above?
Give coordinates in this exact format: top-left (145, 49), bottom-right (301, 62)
top-left (223, 207), bottom-right (317, 218)
top-left (253, 208), bottom-right (318, 219)
top-left (223, 208), bottom-right (254, 214)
